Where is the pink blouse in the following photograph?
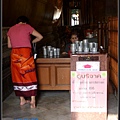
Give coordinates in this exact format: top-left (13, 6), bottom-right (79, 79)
top-left (7, 24), bottom-right (34, 48)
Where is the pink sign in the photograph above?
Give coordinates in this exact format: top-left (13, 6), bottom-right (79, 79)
top-left (76, 61), bottom-right (100, 72)
top-left (71, 71), bottom-right (107, 113)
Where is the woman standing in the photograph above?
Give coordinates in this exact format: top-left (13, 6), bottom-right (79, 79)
top-left (7, 16), bottom-right (43, 108)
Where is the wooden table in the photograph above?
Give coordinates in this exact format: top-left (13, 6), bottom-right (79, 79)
top-left (36, 55), bottom-right (71, 90)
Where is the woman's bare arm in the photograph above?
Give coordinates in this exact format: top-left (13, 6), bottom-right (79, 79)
top-left (7, 36), bottom-right (12, 48)
top-left (31, 30), bottom-right (43, 43)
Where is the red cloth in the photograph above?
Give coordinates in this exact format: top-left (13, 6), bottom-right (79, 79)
top-left (11, 48), bottom-right (37, 97)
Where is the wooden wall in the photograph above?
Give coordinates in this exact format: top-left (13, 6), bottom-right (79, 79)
top-left (96, 17), bottom-right (118, 93)
top-left (2, 0), bottom-right (118, 49)
top-left (108, 17), bottom-right (118, 92)
top-left (2, 27), bottom-right (13, 101)
top-left (3, 0), bottom-right (118, 27)
top-left (63, 0), bottom-right (118, 25)
top-left (2, 0), bottom-right (63, 28)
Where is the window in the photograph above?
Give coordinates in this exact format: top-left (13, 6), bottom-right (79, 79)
top-left (71, 9), bottom-right (79, 26)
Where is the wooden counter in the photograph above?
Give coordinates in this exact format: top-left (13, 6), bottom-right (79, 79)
top-left (36, 55), bottom-right (71, 90)
top-left (36, 53), bottom-right (109, 91)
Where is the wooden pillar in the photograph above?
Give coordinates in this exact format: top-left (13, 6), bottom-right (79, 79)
top-left (97, 21), bottom-right (102, 51)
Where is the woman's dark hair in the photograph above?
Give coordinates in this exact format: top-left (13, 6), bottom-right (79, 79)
top-left (71, 31), bottom-right (78, 36)
top-left (16, 16), bottom-right (29, 24)
top-left (69, 31), bottom-right (79, 39)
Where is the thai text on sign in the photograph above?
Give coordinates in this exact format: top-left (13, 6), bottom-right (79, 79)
top-left (71, 71), bottom-right (107, 113)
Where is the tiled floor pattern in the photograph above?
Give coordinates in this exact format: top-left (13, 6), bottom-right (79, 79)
top-left (2, 91), bottom-right (118, 120)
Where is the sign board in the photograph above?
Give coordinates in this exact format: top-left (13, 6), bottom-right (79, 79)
top-left (71, 71), bottom-right (107, 113)
top-left (76, 61), bottom-right (100, 72)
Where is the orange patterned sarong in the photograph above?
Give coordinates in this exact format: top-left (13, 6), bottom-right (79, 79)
top-left (11, 48), bottom-right (37, 97)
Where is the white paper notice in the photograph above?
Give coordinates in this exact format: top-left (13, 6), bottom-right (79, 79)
top-left (76, 61), bottom-right (100, 72)
top-left (71, 71), bottom-right (107, 112)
